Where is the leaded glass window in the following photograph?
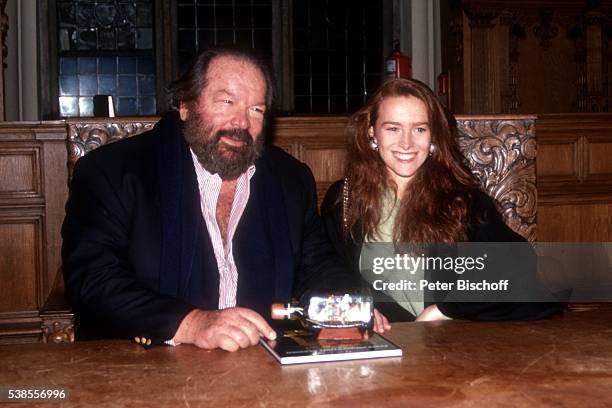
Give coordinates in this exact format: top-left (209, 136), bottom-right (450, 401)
top-left (293, 0), bottom-right (384, 113)
top-left (57, 0), bottom-right (156, 117)
top-left (176, 0), bottom-right (273, 73)
top-left (175, 0), bottom-right (386, 114)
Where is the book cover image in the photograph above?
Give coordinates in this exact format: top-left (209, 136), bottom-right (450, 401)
top-left (260, 329), bottom-right (403, 365)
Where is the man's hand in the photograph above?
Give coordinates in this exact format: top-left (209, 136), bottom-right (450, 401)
top-left (372, 308), bottom-right (391, 334)
top-left (415, 304), bottom-right (452, 322)
top-left (173, 307), bottom-right (277, 351)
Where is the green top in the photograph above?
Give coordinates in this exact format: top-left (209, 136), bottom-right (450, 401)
top-left (359, 189), bottom-right (424, 317)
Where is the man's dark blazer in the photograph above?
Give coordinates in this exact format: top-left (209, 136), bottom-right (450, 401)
top-left (62, 112), bottom-right (351, 344)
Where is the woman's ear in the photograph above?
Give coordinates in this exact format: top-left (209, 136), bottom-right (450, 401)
top-left (368, 126), bottom-right (374, 138)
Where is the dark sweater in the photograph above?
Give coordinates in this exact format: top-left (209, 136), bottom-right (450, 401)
top-left (321, 179), bottom-right (564, 322)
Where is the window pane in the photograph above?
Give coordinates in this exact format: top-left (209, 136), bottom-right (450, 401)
top-left (292, 0), bottom-right (384, 114)
top-left (57, 1), bottom-right (157, 117)
top-left (176, 1), bottom-right (273, 74)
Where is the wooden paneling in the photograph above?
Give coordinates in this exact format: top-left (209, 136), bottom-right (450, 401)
top-left (537, 141), bottom-right (579, 179)
top-left (539, 204), bottom-right (612, 241)
top-left (273, 116), bottom-right (350, 204)
top-left (0, 146), bottom-right (41, 200)
top-left (445, 1), bottom-right (612, 114)
top-left (517, 23), bottom-right (577, 114)
top-left (0, 218), bottom-right (41, 312)
top-left (537, 114), bottom-right (612, 205)
top-left (587, 140), bottom-right (612, 176)
top-left (536, 113), bottom-right (612, 241)
top-left (0, 122), bottom-right (68, 344)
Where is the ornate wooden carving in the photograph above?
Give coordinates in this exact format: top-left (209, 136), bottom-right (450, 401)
top-left (464, 9), bottom-right (500, 28)
top-left (41, 319), bottom-right (75, 344)
top-left (450, 0), bottom-right (612, 114)
top-left (533, 9), bottom-right (559, 49)
top-left (67, 120), bottom-right (157, 176)
top-left (456, 117), bottom-right (537, 242)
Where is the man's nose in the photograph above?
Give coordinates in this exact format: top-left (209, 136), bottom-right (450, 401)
top-left (231, 109), bottom-right (249, 129)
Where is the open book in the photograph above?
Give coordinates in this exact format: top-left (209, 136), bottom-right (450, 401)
top-left (260, 329), bottom-right (402, 365)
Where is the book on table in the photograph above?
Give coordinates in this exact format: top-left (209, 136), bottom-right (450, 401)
top-left (260, 328), bottom-right (402, 365)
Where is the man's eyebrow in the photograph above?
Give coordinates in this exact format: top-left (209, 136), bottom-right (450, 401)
top-left (212, 89), bottom-right (266, 107)
top-left (213, 89), bottom-right (234, 98)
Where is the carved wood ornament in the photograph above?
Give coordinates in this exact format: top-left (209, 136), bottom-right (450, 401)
top-left (67, 120), bottom-right (157, 176)
top-left (42, 320), bottom-right (75, 344)
top-left (456, 117), bottom-right (537, 242)
top-left (453, 0), bottom-right (612, 114)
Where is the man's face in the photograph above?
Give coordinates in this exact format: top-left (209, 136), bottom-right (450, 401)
top-left (180, 55), bottom-right (268, 180)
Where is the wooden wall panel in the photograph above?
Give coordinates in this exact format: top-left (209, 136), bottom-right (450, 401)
top-left (0, 218), bottom-right (41, 312)
top-left (537, 141), bottom-right (579, 179)
top-left (0, 122), bottom-right (68, 344)
top-left (42, 138), bottom-right (71, 296)
top-left (587, 140), bottom-right (612, 176)
top-left (537, 114), bottom-right (612, 241)
top-left (517, 27), bottom-right (577, 114)
top-left (537, 114), bottom-right (612, 204)
top-left (301, 147), bottom-right (347, 203)
top-left (539, 204), bottom-right (612, 241)
top-left (446, 1), bottom-right (612, 114)
top-left (0, 146), bottom-right (41, 200)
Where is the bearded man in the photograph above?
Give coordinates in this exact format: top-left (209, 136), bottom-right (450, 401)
top-left (61, 47), bottom-right (365, 351)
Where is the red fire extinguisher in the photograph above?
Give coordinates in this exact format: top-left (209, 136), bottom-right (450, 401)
top-left (385, 40), bottom-right (412, 79)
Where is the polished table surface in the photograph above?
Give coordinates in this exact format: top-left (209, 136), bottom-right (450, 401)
top-left (2, 305), bottom-right (612, 407)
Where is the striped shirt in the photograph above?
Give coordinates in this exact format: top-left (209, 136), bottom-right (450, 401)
top-left (190, 149), bottom-right (256, 309)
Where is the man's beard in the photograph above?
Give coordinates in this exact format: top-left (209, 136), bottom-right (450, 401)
top-left (182, 111), bottom-right (265, 180)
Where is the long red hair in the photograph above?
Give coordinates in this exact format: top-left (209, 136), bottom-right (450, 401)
top-left (345, 78), bottom-right (477, 243)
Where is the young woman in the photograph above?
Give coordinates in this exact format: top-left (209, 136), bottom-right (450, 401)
top-left (322, 78), bottom-right (562, 322)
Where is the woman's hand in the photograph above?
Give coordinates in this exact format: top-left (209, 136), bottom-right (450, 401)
top-left (373, 308), bottom-right (391, 333)
top-left (415, 304), bottom-right (452, 322)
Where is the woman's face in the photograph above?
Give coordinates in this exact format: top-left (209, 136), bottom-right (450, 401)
top-left (369, 95), bottom-right (432, 193)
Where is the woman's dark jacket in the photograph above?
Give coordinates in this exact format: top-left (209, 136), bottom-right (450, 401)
top-left (321, 179), bottom-right (564, 322)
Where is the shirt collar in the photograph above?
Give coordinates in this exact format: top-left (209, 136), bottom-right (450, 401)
top-left (189, 148), bottom-right (256, 185)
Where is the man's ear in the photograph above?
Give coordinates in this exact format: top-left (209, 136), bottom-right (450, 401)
top-left (179, 101), bottom-right (189, 120)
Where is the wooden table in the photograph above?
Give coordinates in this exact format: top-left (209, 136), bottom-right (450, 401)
top-left (1, 305), bottom-right (612, 407)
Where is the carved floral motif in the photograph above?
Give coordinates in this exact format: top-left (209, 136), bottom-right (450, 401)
top-left (67, 121), bottom-right (156, 175)
top-left (457, 119), bottom-right (536, 242)
top-left (533, 10), bottom-right (559, 49)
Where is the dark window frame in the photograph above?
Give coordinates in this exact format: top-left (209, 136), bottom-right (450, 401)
top-left (39, 0), bottom-right (393, 118)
